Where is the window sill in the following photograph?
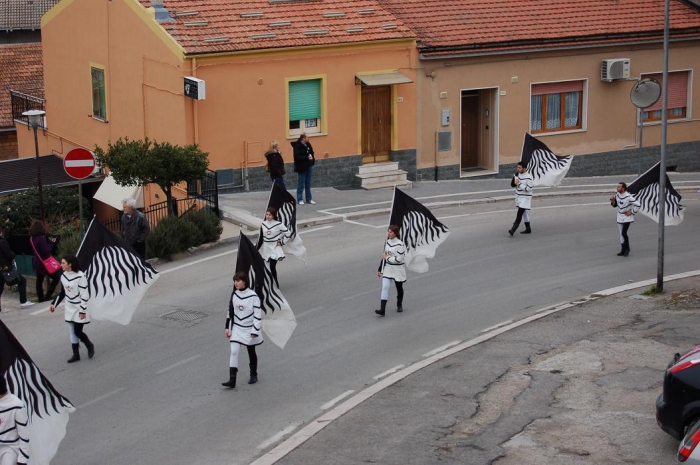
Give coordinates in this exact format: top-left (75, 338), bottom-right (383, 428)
top-left (286, 133), bottom-right (327, 140)
top-left (531, 128), bottom-right (586, 137)
top-left (91, 116), bottom-right (108, 123)
top-left (642, 118), bottom-right (689, 127)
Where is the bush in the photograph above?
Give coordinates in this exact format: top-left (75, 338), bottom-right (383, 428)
top-left (0, 185), bottom-right (87, 236)
top-left (56, 232), bottom-right (83, 258)
top-left (182, 209), bottom-right (223, 243)
top-left (146, 216), bottom-right (204, 260)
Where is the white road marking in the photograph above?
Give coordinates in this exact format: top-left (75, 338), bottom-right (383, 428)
top-left (320, 390), bottom-right (354, 410)
top-left (257, 424), bottom-right (301, 450)
top-left (422, 340), bottom-right (461, 358)
top-left (342, 219), bottom-right (384, 229)
top-left (295, 306), bottom-right (325, 319)
top-left (373, 365), bottom-right (405, 380)
top-left (436, 202), bottom-right (607, 221)
top-left (77, 387), bottom-right (125, 409)
top-left (481, 320), bottom-right (514, 333)
top-left (160, 250), bottom-right (237, 275)
top-left (298, 225), bottom-right (333, 234)
top-left (155, 355), bottom-right (201, 374)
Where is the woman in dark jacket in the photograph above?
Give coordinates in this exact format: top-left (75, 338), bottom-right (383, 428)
top-left (291, 133), bottom-right (315, 205)
top-left (29, 220), bottom-right (61, 302)
top-left (264, 141), bottom-right (286, 189)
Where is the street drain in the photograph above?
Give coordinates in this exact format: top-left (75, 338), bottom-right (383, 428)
top-left (160, 310), bottom-right (207, 322)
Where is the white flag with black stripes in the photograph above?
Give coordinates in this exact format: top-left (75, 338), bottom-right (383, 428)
top-left (1, 320), bottom-right (75, 465)
top-left (256, 182), bottom-right (307, 263)
top-left (389, 187), bottom-right (450, 273)
top-left (77, 218), bottom-right (159, 325)
top-left (237, 232), bottom-right (296, 349)
top-left (627, 162), bottom-right (685, 225)
top-left (520, 133), bottom-right (572, 187)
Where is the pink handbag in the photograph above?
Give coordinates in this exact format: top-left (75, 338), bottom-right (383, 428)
top-left (30, 237), bottom-right (62, 275)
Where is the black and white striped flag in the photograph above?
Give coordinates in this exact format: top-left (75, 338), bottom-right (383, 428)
top-left (521, 133), bottom-right (572, 187)
top-left (389, 187), bottom-right (450, 273)
top-left (256, 182), bottom-right (307, 263)
top-left (1, 320), bottom-right (75, 465)
top-left (627, 162), bottom-right (685, 225)
top-left (237, 232), bottom-right (296, 349)
top-left (77, 218), bottom-right (159, 325)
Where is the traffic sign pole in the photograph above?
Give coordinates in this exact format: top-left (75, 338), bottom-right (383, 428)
top-left (63, 148), bottom-right (96, 236)
top-left (79, 180), bottom-right (84, 236)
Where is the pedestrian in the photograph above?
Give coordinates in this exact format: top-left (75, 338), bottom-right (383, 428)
top-left (121, 198), bottom-right (151, 259)
top-left (291, 133), bottom-right (316, 205)
top-left (0, 226), bottom-right (35, 312)
top-left (610, 182), bottom-right (640, 257)
top-left (0, 377), bottom-right (30, 465)
top-left (375, 224), bottom-right (406, 316)
top-left (29, 220), bottom-right (61, 302)
top-left (508, 161), bottom-right (534, 236)
top-left (49, 254), bottom-right (95, 363)
top-left (257, 207), bottom-right (289, 283)
top-left (222, 271), bottom-right (262, 388)
top-left (265, 140), bottom-right (286, 190)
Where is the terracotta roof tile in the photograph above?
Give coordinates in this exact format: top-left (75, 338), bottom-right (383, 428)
top-left (0, 0), bottom-right (60, 30)
top-left (376, 0), bottom-right (700, 57)
top-left (138, 0), bottom-right (414, 55)
top-left (0, 43), bottom-right (43, 128)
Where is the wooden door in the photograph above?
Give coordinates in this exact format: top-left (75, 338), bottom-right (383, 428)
top-left (361, 86), bottom-right (392, 164)
top-left (461, 93), bottom-right (479, 169)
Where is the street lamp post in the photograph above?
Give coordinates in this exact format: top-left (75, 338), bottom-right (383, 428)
top-left (22, 109), bottom-right (47, 221)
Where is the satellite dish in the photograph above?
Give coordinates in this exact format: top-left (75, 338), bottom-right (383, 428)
top-left (630, 78), bottom-right (661, 109)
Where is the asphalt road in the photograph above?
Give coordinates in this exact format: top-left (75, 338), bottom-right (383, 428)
top-left (4, 191), bottom-right (699, 464)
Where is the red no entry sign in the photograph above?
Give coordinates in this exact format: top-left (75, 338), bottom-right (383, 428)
top-left (64, 148), bottom-right (96, 180)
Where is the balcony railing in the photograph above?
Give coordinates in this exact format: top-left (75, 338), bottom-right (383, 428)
top-left (10, 90), bottom-right (46, 129)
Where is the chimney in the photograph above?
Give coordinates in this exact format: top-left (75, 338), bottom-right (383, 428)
top-left (151, 0), bottom-right (174, 23)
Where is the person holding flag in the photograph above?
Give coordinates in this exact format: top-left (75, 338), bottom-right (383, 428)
top-left (509, 162), bottom-right (534, 236)
top-left (375, 225), bottom-right (407, 317)
top-left (0, 377), bottom-right (30, 465)
top-left (222, 271), bottom-right (263, 388)
top-left (49, 255), bottom-right (95, 363)
top-left (258, 207), bottom-right (291, 283)
top-left (610, 182), bottom-right (640, 257)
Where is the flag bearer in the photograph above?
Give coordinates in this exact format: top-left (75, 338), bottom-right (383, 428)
top-left (610, 182), bottom-right (640, 257)
top-left (509, 162), bottom-right (534, 236)
top-left (375, 225), bottom-right (407, 316)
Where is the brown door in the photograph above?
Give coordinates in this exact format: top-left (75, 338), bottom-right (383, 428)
top-left (461, 92), bottom-right (479, 169)
top-left (361, 85), bottom-right (392, 164)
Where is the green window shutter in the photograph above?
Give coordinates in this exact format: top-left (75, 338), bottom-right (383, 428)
top-left (289, 79), bottom-right (321, 121)
top-left (91, 68), bottom-right (106, 119)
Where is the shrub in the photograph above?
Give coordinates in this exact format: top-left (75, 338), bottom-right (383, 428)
top-left (146, 216), bottom-right (204, 260)
top-left (56, 231), bottom-right (83, 258)
top-left (182, 209), bottom-right (223, 243)
top-left (0, 185), bottom-right (86, 236)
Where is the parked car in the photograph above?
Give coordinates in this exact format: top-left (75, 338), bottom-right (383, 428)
top-left (656, 344), bottom-right (700, 440)
top-left (678, 418), bottom-right (700, 463)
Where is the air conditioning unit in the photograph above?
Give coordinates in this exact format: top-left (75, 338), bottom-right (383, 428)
top-left (601, 58), bottom-right (631, 82)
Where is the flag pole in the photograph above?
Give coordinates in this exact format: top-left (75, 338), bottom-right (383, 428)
top-left (657, 0), bottom-right (669, 292)
top-left (76, 215), bottom-right (96, 255)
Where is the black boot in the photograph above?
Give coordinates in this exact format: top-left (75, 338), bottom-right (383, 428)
top-left (375, 299), bottom-right (387, 316)
top-left (222, 367), bottom-right (238, 388)
top-left (617, 244), bottom-right (625, 256)
top-left (67, 344), bottom-right (80, 363)
top-left (508, 222), bottom-right (519, 236)
top-left (85, 339), bottom-right (95, 359)
top-left (520, 222), bottom-right (531, 234)
top-left (397, 299), bottom-right (403, 313)
top-left (623, 243), bottom-right (630, 257)
top-left (248, 361), bottom-right (258, 385)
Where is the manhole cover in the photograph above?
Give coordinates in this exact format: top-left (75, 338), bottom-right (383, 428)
top-left (160, 310), bottom-right (208, 322)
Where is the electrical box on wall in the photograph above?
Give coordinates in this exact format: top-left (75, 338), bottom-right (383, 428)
top-left (441, 109), bottom-right (450, 126)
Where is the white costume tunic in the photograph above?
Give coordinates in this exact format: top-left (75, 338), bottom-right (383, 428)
top-left (0, 393), bottom-right (30, 465)
top-left (53, 270), bottom-right (90, 323)
top-left (259, 220), bottom-right (290, 262)
top-left (380, 238), bottom-right (407, 282)
top-left (613, 191), bottom-right (640, 223)
top-left (514, 172), bottom-right (533, 209)
top-left (226, 288), bottom-right (263, 346)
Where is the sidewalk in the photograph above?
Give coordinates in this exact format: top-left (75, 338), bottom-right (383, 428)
top-left (265, 272), bottom-right (700, 465)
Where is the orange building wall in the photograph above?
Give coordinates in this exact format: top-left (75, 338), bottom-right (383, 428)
top-left (417, 42), bottom-right (700, 169)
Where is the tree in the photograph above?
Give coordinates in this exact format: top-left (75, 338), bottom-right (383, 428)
top-left (94, 138), bottom-right (209, 216)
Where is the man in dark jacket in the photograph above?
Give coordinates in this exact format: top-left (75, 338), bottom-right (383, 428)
top-left (291, 133), bottom-right (315, 205)
top-left (121, 198), bottom-right (151, 259)
top-left (0, 227), bottom-right (35, 311)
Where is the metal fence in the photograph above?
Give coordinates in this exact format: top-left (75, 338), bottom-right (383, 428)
top-left (101, 197), bottom-right (210, 233)
top-left (10, 90), bottom-right (46, 129)
top-left (187, 169), bottom-right (219, 215)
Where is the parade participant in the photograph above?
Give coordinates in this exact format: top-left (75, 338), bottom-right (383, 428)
top-left (265, 140), bottom-right (286, 189)
top-left (257, 207), bottom-right (290, 283)
top-left (610, 182), bottom-right (640, 257)
top-left (222, 271), bottom-right (263, 388)
top-left (0, 377), bottom-right (30, 465)
top-left (29, 220), bottom-right (61, 302)
top-left (121, 198), bottom-right (151, 259)
top-left (509, 162), bottom-right (534, 236)
top-left (291, 133), bottom-right (315, 205)
top-left (375, 225), bottom-right (406, 316)
top-left (49, 255), bottom-right (95, 363)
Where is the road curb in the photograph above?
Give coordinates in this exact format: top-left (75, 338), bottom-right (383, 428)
top-left (250, 268), bottom-right (700, 465)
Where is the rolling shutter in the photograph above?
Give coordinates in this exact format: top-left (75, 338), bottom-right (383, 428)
top-left (643, 72), bottom-right (688, 111)
top-left (289, 79), bottom-right (321, 121)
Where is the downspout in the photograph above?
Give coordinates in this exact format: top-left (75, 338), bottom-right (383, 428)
top-left (192, 56), bottom-right (199, 145)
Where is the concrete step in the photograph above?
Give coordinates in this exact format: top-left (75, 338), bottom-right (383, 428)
top-left (361, 179), bottom-right (413, 190)
top-left (357, 161), bottom-right (399, 175)
top-left (357, 174), bottom-right (408, 187)
top-left (355, 169), bottom-right (408, 180)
